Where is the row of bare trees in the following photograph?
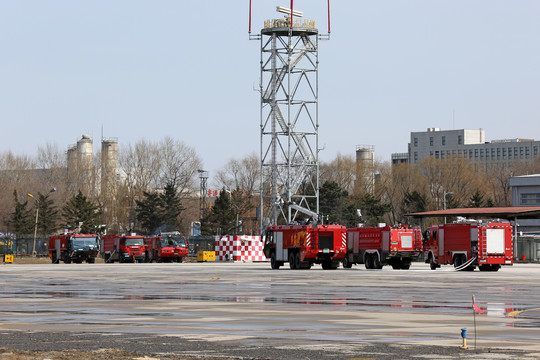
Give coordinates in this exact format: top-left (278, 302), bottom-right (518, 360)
top-left (0, 137), bottom-right (202, 236)
top-left (2, 139), bottom-right (539, 237)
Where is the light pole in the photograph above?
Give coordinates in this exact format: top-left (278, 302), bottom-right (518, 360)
top-left (27, 194), bottom-right (39, 256)
top-left (224, 189), bottom-right (240, 235)
top-left (443, 191), bottom-right (454, 224)
top-left (27, 188), bottom-right (56, 256)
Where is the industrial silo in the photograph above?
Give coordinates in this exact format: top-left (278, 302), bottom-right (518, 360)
top-left (355, 145), bottom-right (375, 195)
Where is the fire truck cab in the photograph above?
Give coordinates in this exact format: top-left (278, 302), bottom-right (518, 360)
top-left (49, 233), bottom-right (99, 264)
top-left (101, 234), bottom-right (146, 263)
top-left (263, 224), bottom-right (347, 270)
top-left (144, 232), bottom-right (188, 263)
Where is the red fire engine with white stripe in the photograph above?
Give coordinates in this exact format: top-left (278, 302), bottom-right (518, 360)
top-left (344, 224), bottom-right (423, 270)
top-left (262, 223), bottom-right (347, 270)
top-left (424, 220), bottom-right (513, 271)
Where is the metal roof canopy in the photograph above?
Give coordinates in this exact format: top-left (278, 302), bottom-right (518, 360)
top-left (406, 207), bottom-right (540, 219)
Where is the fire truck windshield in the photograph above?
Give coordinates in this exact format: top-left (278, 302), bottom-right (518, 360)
top-left (162, 236), bottom-right (186, 247)
top-left (125, 238), bottom-right (144, 246)
top-left (71, 237), bottom-right (98, 249)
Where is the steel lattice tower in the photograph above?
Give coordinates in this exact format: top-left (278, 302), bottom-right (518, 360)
top-left (255, 13), bottom-right (321, 229)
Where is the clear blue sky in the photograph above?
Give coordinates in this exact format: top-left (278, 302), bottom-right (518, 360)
top-left (2, 1), bottom-right (539, 176)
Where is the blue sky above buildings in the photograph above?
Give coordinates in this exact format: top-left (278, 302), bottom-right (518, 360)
top-left (1, 1), bottom-right (539, 176)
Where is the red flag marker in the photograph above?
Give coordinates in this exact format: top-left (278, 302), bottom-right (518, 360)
top-left (472, 295), bottom-right (484, 314)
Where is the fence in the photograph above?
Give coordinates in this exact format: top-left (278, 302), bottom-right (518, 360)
top-left (12, 234), bottom-right (49, 256)
top-left (187, 236), bottom-right (216, 257)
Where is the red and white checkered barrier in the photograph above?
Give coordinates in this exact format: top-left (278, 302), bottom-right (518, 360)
top-left (215, 235), bottom-right (268, 262)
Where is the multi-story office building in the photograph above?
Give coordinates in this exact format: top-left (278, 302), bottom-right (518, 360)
top-left (394, 128), bottom-right (540, 165)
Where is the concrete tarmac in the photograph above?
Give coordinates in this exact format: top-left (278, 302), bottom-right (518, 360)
top-left (1, 261), bottom-right (540, 358)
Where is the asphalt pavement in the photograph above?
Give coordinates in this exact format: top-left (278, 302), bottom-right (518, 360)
top-left (1, 261), bottom-right (540, 359)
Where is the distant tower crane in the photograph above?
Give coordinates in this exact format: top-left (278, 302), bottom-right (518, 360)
top-left (249, 2), bottom-right (331, 231)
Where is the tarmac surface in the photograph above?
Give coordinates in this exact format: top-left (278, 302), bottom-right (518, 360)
top-left (1, 260), bottom-right (540, 359)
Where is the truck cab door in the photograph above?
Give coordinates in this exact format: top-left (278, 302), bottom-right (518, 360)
top-left (263, 230), bottom-right (275, 257)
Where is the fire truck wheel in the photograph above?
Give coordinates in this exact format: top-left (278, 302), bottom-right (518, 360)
top-left (289, 252), bottom-right (297, 270)
top-left (178, 257), bottom-right (183, 263)
top-left (63, 257), bottom-right (71, 264)
top-left (364, 254), bottom-right (373, 269)
top-left (453, 254), bottom-right (463, 269)
top-left (391, 263), bottom-right (401, 270)
top-left (295, 253), bottom-right (302, 269)
top-left (373, 254), bottom-right (382, 269)
top-left (479, 265), bottom-right (490, 271)
top-left (400, 263), bottom-right (410, 270)
top-left (87, 258), bottom-right (95, 264)
top-left (342, 256), bottom-right (352, 269)
top-left (429, 255), bottom-right (437, 270)
top-left (270, 253), bottom-right (281, 269)
top-left (322, 260), bottom-right (338, 270)
top-left (51, 254), bottom-right (58, 264)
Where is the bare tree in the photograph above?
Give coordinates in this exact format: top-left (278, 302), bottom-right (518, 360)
top-left (159, 136), bottom-right (202, 199)
top-left (214, 153), bottom-right (260, 235)
top-left (117, 137), bottom-right (202, 234)
top-left (320, 153), bottom-right (356, 194)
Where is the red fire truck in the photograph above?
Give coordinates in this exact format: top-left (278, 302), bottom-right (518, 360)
top-left (262, 224), bottom-right (347, 270)
top-left (48, 233), bottom-right (99, 264)
top-left (344, 225), bottom-right (423, 270)
top-left (424, 221), bottom-right (513, 271)
top-left (144, 232), bottom-right (188, 263)
top-left (101, 234), bottom-right (146, 263)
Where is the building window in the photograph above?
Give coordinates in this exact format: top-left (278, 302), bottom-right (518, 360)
top-left (503, 148), bottom-right (506, 159)
top-left (475, 149), bottom-right (479, 158)
top-left (430, 137), bottom-right (434, 146)
top-left (497, 148), bottom-right (501, 159)
top-left (534, 146), bottom-right (538, 156)
top-left (441, 152), bottom-right (445, 160)
top-left (526, 147), bottom-right (530, 159)
top-left (515, 147), bottom-right (519, 159)
top-left (414, 152), bottom-right (418, 162)
top-left (521, 193), bottom-right (540, 206)
top-left (480, 149), bottom-right (484, 158)
top-left (442, 136), bottom-right (446, 146)
top-left (414, 138), bottom-right (418, 147)
top-left (458, 135), bottom-right (463, 145)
